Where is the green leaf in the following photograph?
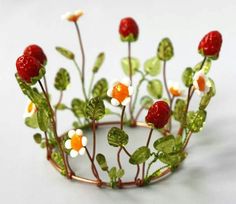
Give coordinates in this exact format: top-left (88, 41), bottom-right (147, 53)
top-left (108, 167), bottom-right (117, 179)
top-left (96, 153), bottom-right (108, 171)
top-left (25, 113), bottom-right (38, 129)
top-left (33, 133), bottom-right (42, 144)
top-left (193, 58), bottom-right (212, 74)
top-left (199, 78), bottom-right (216, 110)
top-left (159, 152), bottom-right (187, 166)
top-left (92, 78), bottom-right (108, 99)
top-left (107, 127), bottom-right (129, 147)
top-left (117, 169), bottom-right (125, 179)
top-left (71, 98), bottom-right (86, 117)
top-left (173, 99), bottom-right (186, 123)
top-left (153, 135), bottom-right (176, 154)
top-left (121, 57), bottom-right (140, 76)
top-left (157, 38), bottom-right (174, 61)
top-left (140, 96), bottom-right (154, 109)
top-left (182, 67), bottom-right (193, 87)
top-left (55, 46), bottom-right (74, 60)
top-left (147, 79), bottom-right (163, 98)
top-left (144, 56), bottom-right (161, 76)
top-left (187, 110), bottom-right (207, 132)
top-left (85, 97), bottom-right (105, 120)
top-left (129, 146), bottom-right (151, 165)
top-left (92, 52), bottom-right (105, 73)
top-left (37, 108), bottom-right (50, 131)
top-left (55, 103), bottom-right (68, 110)
top-left (54, 68), bottom-right (70, 91)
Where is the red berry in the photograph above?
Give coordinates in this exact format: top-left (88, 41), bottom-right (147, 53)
top-left (198, 31), bottom-right (222, 59)
top-left (24, 44), bottom-right (47, 65)
top-left (145, 101), bottom-right (171, 129)
top-left (119, 17), bottom-right (139, 42)
top-left (16, 55), bottom-right (42, 83)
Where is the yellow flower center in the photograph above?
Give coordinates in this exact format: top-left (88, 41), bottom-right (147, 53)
top-left (197, 76), bottom-right (206, 91)
top-left (112, 83), bottom-right (129, 103)
top-left (27, 102), bottom-right (34, 113)
top-left (71, 135), bottom-right (83, 151)
top-left (169, 87), bottom-right (181, 96)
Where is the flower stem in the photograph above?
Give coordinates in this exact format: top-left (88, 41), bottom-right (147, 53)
top-left (142, 128), bottom-right (154, 181)
top-left (91, 119), bottom-right (96, 162)
top-left (163, 60), bottom-right (171, 103)
top-left (128, 41), bottom-right (134, 121)
top-left (168, 96), bottom-right (175, 131)
top-left (85, 147), bottom-right (100, 180)
top-left (73, 59), bottom-right (88, 101)
top-left (38, 80), bottom-right (70, 178)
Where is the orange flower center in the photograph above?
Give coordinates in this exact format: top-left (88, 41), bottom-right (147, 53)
top-left (71, 135), bottom-right (83, 151)
top-left (169, 87), bottom-right (181, 96)
top-left (112, 83), bottom-right (129, 103)
top-left (27, 102), bottom-right (34, 113)
top-left (197, 76), bottom-right (206, 91)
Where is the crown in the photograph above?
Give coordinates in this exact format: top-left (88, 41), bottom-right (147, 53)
top-left (15, 10), bottom-right (223, 188)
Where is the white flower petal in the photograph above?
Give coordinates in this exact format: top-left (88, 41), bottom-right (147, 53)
top-left (193, 80), bottom-right (199, 90)
top-left (79, 147), bottom-right (86, 155)
top-left (65, 140), bottom-right (72, 149)
top-left (76, 129), bottom-right (83, 136)
top-left (111, 98), bottom-right (120, 106)
top-left (74, 10), bottom-right (83, 16)
top-left (121, 97), bottom-right (131, 106)
top-left (121, 77), bottom-right (130, 86)
top-left (61, 12), bottom-right (71, 20)
top-left (82, 136), bottom-right (88, 146)
top-left (111, 79), bottom-right (119, 87)
top-left (195, 90), bottom-right (203, 97)
top-left (107, 88), bottom-right (113, 97)
top-left (68, 130), bottom-right (76, 138)
top-left (128, 86), bottom-right (134, 96)
top-left (70, 149), bottom-right (79, 158)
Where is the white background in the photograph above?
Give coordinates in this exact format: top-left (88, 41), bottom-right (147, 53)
top-left (0, 0), bottom-right (236, 203)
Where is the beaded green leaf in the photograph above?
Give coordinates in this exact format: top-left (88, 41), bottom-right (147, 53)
top-left (54, 68), bottom-right (70, 91)
top-left (96, 153), bottom-right (109, 171)
top-left (153, 135), bottom-right (176, 154)
top-left (199, 78), bottom-right (216, 110)
top-left (121, 57), bottom-right (140, 76)
top-left (92, 52), bottom-right (105, 73)
top-left (187, 110), bottom-right (207, 132)
top-left (25, 114), bottom-right (38, 129)
top-left (33, 133), bottom-right (42, 144)
top-left (37, 108), bottom-right (50, 131)
top-left (107, 127), bottom-right (129, 147)
top-left (193, 58), bottom-right (212, 74)
top-left (92, 78), bottom-right (108, 99)
top-left (140, 95), bottom-right (154, 109)
top-left (71, 98), bottom-right (86, 118)
top-left (182, 67), bottom-right (193, 87)
top-left (159, 152), bottom-right (187, 166)
top-left (174, 99), bottom-right (186, 123)
top-left (85, 97), bottom-right (105, 120)
top-left (55, 46), bottom-right (74, 60)
top-left (147, 79), bottom-right (163, 99)
top-left (157, 38), bottom-right (174, 61)
top-left (144, 56), bottom-right (161, 76)
top-left (129, 146), bottom-right (151, 165)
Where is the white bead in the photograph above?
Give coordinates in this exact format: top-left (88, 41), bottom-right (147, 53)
top-left (79, 147), bottom-right (86, 155)
top-left (82, 136), bottom-right (88, 146)
top-left (121, 97), bottom-right (131, 106)
top-left (111, 98), bottom-right (120, 106)
top-left (68, 130), bottom-right (75, 138)
top-left (76, 129), bottom-right (83, 136)
top-left (70, 149), bottom-right (79, 158)
top-left (65, 140), bottom-right (71, 149)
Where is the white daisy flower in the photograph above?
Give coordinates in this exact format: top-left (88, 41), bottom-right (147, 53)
top-left (23, 100), bottom-right (37, 118)
top-left (61, 10), bottom-right (84, 22)
top-left (107, 77), bottom-right (134, 106)
top-left (168, 81), bottom-right (184, 97)
top-left (65, 129), bottom-right (87, 158)
top-left (193, 70), bottom-right (211, 96)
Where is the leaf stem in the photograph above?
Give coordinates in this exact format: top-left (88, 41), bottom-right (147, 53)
top-left (88, 73), bottom-right (95, 98)
top-left (91, 119), bottom-right (96, 162)
top-left (54, 91), bottom-right (63, 124)
top-left (85, 147), bottom-right (100, 180)
top-left (128, 41), bottom-right (134, 121)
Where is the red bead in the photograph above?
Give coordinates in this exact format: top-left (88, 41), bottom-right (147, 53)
top-left (198, 31), bottom-right (222, 59)
top-left (24, 44), bottom-right (47, 65)
top-left (119, 17), bottom-right (139, 42)
top-left (145, 101), bottom-right (171, 129)
top-left (16, 55), bottom-right (42, 83)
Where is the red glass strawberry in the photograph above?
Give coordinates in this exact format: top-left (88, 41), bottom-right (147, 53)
top-left (198, 31), bottom-right (222, 59)
top-left (24, 44), bottom-right (47, 65)
top-left (16, 55), bottom-right (44, 84)
top-left (119, 17), bottom-right (139, 42)
top-left (145, 101), bottom-right (171, 129)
